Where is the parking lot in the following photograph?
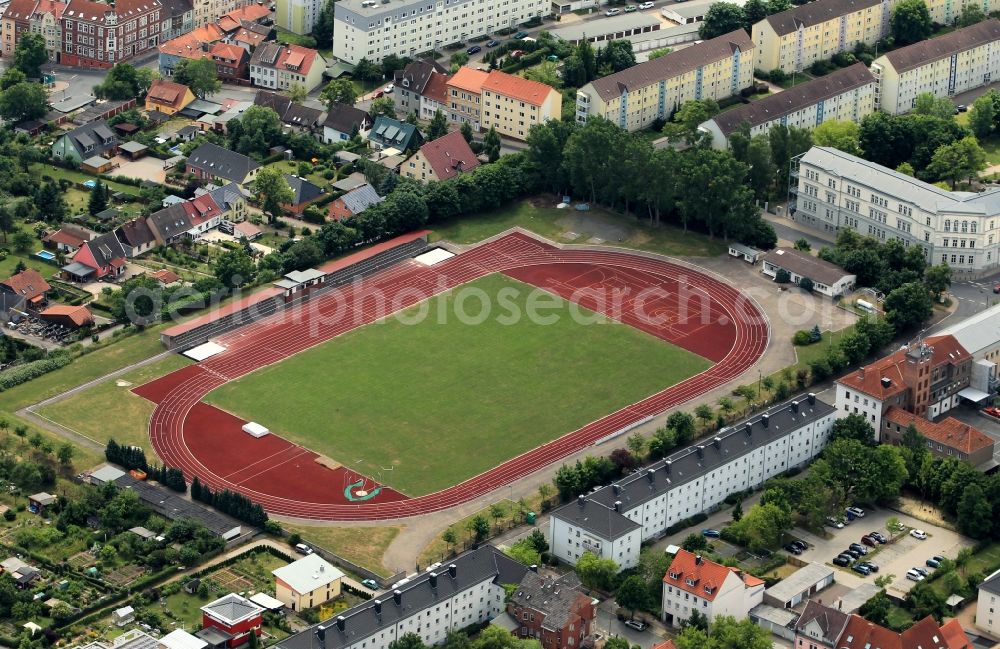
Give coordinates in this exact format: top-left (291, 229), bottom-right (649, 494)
top-left (790, 506), bottom-right (974, 598)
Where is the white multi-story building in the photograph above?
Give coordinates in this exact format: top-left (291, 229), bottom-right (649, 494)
top-left (977, 568), bottom-right (1000, 638)
top-left (250, 42), bottom-right (327, 92)
top-left (276, 546), bottom-right (529, 649)
top-left (790, 146), bottom-right (1000, 277)
top-left (332, 0), bottom-right (547, 64)
top-left (549, 394), bottom-right (836, 569)
top-left (699, 63), bottom-right (876, 149)
top-left (871, 19), bottom-right (1000, 115)
top-left (661, 550), bottom-right (765, 627)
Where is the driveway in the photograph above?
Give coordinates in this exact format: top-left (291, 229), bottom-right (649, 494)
top-left (110, 155), bottom-right (168, 183)
top-left (790, 506), bottom-right (974, 598)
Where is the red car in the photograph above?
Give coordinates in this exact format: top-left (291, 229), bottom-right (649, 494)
top-left (994, 283), bottom-right (1000, 294)
top-left (861, 536), bottom-right (878, 547)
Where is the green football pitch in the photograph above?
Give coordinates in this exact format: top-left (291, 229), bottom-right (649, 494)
top-left (205, 274), bottom-right (712, 496)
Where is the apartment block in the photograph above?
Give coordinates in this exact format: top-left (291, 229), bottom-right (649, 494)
top-left (60, 0), bottom-right (162, 68)
top-left (276, 0), bottom-right (320, 36)
top-left (752, 0), bottom-right (889, 74)
top-left (480, 69), bottom-right (561, 140)
top-left (789, 146), bottom-right (1000, 276)
top-left (332, 0), bottom-right (547, 64)
top-left (446, 66), bottom-right (488, 131)
top-left (699, 63), bottom-right (876, 148)
top-left (575, 29), bottom-right (754, 133)
top-left (549, 394), bottom-right (836, 569)
top-left (871, 19), bottom-right (1000, 114)
top-left (661, 550), bottom-right (764, 628)
top-left (250, 42), bottom-right (327, 92)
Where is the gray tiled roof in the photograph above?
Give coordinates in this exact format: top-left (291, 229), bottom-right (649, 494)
top-left (761, 247), bottom-right (853, 285)
top-left (510, 572), bottom-right (588, 632)
top-left (148, 203), bottom-right (193, 239)
top-left (763, 0), bottom-right (882, 36)
top-left (86, 231), bottom-right (127, 268)
top-left (980, 568), bottom-right (1000, 595)
top-left (370, 116), bottom-right (421, 150)
top-left (707, 63), bottom-right (874, 137)
top-left (323, 103), bottom-right (371, 134)
top-left (285, 175), bottom-right (324, 206)
top-left (393, 58), bottom-right (448, 95)
top-left (186, 143), bottom-right (260, 183)
top-left (278, 546), bottom-right (528, 649)
top-left (882, 19), bottom-right (1000, 73)
top-left (552, 394), bottom-right (836, 537)
top-left (203, 593), bottom-right (263, 624)
top-left (338, 183), bottom-right (383, 215)
top-left (62, 119), bottom-right (118, 159)
top-left (793, 601), bottom-right (850, 644)
top-left (586, 29), bottom-right (753, 102)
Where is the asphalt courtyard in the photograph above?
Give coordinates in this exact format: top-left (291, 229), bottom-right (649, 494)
top-left (790, 506), bottom-right (974, 598)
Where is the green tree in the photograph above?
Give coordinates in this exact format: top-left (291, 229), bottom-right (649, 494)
top-left (957, 483), bottom-right (992, 538)
top-left (0, 81), bottom-right (48, 121)
top-left (891, 0), bottom-right (932, 44)
top-left (969, 90), bottom-right (1000, 138)
top-left (312, 0), bottom-right (335, 47)
top-left (426, 109), bottom-right (449, 140)
top-left (927, 136), bottom-right (987, 189)
top-left (884, 281), bottom-right (933, 331)
top-left (285, 83), bottom-right (307, 103)
top-left (505, 538), bottom-right (541, 566)
top-left (442, 527), bottom-right (458, 554)
top-left (12, 33), bottom-right (47, 78)
top-left (957, 2), bottom-right (986, 26)
top-left (732, 498), bottom-right (743, 522)
top-left (94, 63), bottom-right (154, 100)
top-left (726, 503), bottom-right (791, 551)
top-left (627, 432), bottom-right (646, 459)
top-left (830, 413), bottom-right (875, 445)
top-left (812, 119), bottom-right (862, 156)
top-left (647, 47), bottom-right (674, 60)
top-left (253, 167), bottom-right (294, 223)
top-left (794, 237), bottom-right (811, 252)
top-left (353, 57), bottom-right (383, 82)
top-left (460, 121), bottom-right (474, 143)
top-left (575, 552), bottom-right (618, 590)
top-left (467, 514), bottom-right (489, 542)
top-left (896, 161), bottom-right (916, 176)
top-left (389, 633), bottom-right (427, 649)
top-left (173, 57), bottom-right (221, 98)
top-left (597, 40), bottom-right (636, 73)
top-left (666, 99), bottom-right (720, 144)
top-left (924, 263), bottom-right (952, 298)
top-left (57, 443), bottom-right (73, 466)
top-left (87, 180), bottom-right (108, 216)
top-left (812, 439), bottom-right (908, 505)
top-left (859, 590), bottom-right (891, 626)
top-left (913, 92), bottom-right (958, 120)
top-left (321, 78), bottom-right (358, 108)
top-left (743, 0), bottom-right (767, 30)
top-left (369, 96), bottom-right (397, 119)
top-left (214, 248), bottom-right (256, 288)
top-left (483, 126), bottom-right (502, 162)
top-left (488, 503), bottom-right (506, 533)
top-left (523, 60), bottom-right (560, 87)
top-left (538, 483), bottom-right (553, 507)
top-left (699, 2), bottom-right (746, 39)
top-left (578, 40), bottom-right (596, 83)
top-left (0, 68), bottom-right (25, 90)
top-left (746, 135), bottom-right (776, 200)
top-left (616, 575), bottom-right (651, 618)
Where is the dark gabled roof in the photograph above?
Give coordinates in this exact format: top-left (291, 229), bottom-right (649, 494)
top-left (761, 247), bottom-right (853, 285)
top-left (415, 130), bottom-right (480, 180)
top-left (336, 183), bottom-right (383, 215)
top-left (277, 546), bottom-right (529, 649)
top-left (708, 63), bottom-right (875, 137)
top-left (323, 102), bottom-right (371, 134)
top-left (763, 0), bottom-right (882, 36)
top-left (148, 203), bottom-right (193, 238)
top-left (370, 115), bottom-right (421, 149)
top-left (882, 19), bottom-right (1000, 73)
top-left (186, 142), bottom-right (260, 183)
top-left (393, 58), bottom-right (448, 95)
top-left (284, 175), bottom-right (324, 206)
top-left (114, 474), bottom-right (242, 536)
top-left (510, 572), bottom-right (590, 632)
top-left (283, 103), bottom-right (322, 128)
top-left (253, 89), bottom-right (292, 116)
top-left (206, 182), bottom-right (246, 212)
top-left (587, 29), bottom-right (753, 102)
top-left (85, 231), bottom-right (128, 268)
top-left (60, 119), bottom-right (118, 158)
top-left (115, 217), bottom-right (156, 248)
top-left (794, 601), bottom-right (850, 644)
top-left (552, 394), bottom-right (836, 538)
top-left (157, 0), bottom-right (192, 18)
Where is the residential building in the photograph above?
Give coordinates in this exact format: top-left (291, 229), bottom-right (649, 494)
top-left (871, 19), bottom-right (1000, 115)
top-left (276, 546), bottom-right (529, 649)
top-left (0, 269), bottom-right (50, 309)
top-left (369, 115), bottom-right (423, 151)
top-left (250, 42), bottom-right (326, 92)
top-left (447, 66), bottom-right (488, 131)
top-left (322, 103), bottom-right (372, 143)
top-left (275, 0), bottom-right (320, 36)
top-left (881, 407), bottom-right (995, 467)
top-left (51, 120), bottom-right (118, 164)
top-left (837, 613), bottom-right (971, 649)
top-left (1, 0), bottom-right (35, 58)
top-left (43, 225), bottom-right (93, 253)
top-left (575, 29), bottom-right (754, 132)
top-left (186, 142), bottom-right (260, 186)
top-left (158, 0), bottom-right (194, 41)
top-left (282, 175), bottom-right (325, 214)
top-left (191, 0), bottom-right (255, 28)
top-left (30, 0), bottom-right (67, 62)
top-left (331, 0), bottom-right (547, 64)
top-left (480, 69), bottom-right (561, 140)
top-left (253, 90), bottom-right (323, 132)
top-left (145, 79), bottom-right (196, 115)
top-left (156, 23), bottom-right (223, 76)
top-left (507, 571), bottom-right (596, 649)
top-left (205, 182), bottom-right (248, 222)
top-left (699, 63), bottom-right (876, 149)
top-left (72, 231), bottom-right (129, 279)
top-left (549, 394), bottom-right (836, 569)
top-left (977, 568), bottom-right (1000, 638)
top-left (661, 550), bottom-right (765, 627)
top-left (328, 183), bottom-right (383, 221)
top-left (752, 0), bottom-right (888, 74)
top-left (147, 203), bottom-right (194, 245)
top-left (760, 247), bottom-right (856, 297)
top-left (793, 601), bottom-right (850, 649)
top-left (402, 131), bottom-right (480, 183)
top-left (835, 334), bottom-right (972, 435)
top-left (210, 42), bottom-right (249, 82)
top-left (112, 606), bottom-right (136, 626)
top-left (60, 0), bottom-right (163, 68)
top-left (1, 557), bottom-right (40, 589)
top-left (200, 594), bottom-right (264, 648)
top-left (789, 146), bottom-right (1000, 277)
top-left (393, 59), bottom-right (449, 118)
top-left (272, 554), bottom-right (344, 611)
top-left (116, 217), bottom-right (158, 256)
top-left (160, 630), bottom-right (208, 649)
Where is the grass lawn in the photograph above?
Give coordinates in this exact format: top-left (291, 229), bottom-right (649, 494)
top-left (275, 27), bottom-right (318, 47)
top-left (207, 274), bottom-right (711, 495)
top-left (430, 198), bottom-right (729, 257)
top-left (0, 248), bottom-right (58, 278)
top-left (928, 541), bottom-right (1000, 598)
top-left (31, 164), bottom-right (143, 196)
top-left (772, 72), bottom-right (815, 88)
top-left (36, 354), bottom-right (191, 457)
top-left (265, 159), bottom-right (333, 188)
top-left (283, 524), bottom-right (402, 577)
top-left (979, 134), bottom-right (1000, 166)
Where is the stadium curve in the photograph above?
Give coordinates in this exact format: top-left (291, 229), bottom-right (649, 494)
top-left (144, 232), bottom-right (769, 521)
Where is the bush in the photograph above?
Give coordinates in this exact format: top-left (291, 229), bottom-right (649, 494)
top-left (792, 330), bottom-right (812, 346)
top-left (0, 353), bottom-right (71, 390)
top-left (775, 268), bottom-right (791, 284)
top-left (799, 277), bottom-right (814, 293)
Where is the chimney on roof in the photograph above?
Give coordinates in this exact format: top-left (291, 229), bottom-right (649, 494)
top-left (315, 625), bottom-right (326, 644)
top-left (530, 564), bottom-right (538, 573)
top-left (448, 564), bottom-right (457, 579)
top-left (614, 500), bottom-right (622, 513)
top-left (712, 436), bottom-right (721, 450)
top-left (393, 589), bottom-right (402, 606)
top-left (696, 445), bottom-right (704, 459)
top-left (808, 392), bottom-right (816, 405)
top-left (695, 554), bottom-right (703, 565)
top-left (791, 400), bottom-right (799, 413)
top-left (612, 484), bottom-right (620, 495)
top-left (429, 572), bottom-right (437, 589)
top-left (373, 599), bottom-right (382, 615)
top-left (881, 377), bottom-right (892, 389)
top-left (761, 414), bottom-right (769, 427)
top-left (578, 494), bottom-right (586, 507)
top-left (646, 468), bottom-right (655, 482)
top-left (335, 616), bottom-right (345, 633)
top-left (744, 425), bottom-right (752, 438)
top-left (664, 460), bottom-right (671, 474)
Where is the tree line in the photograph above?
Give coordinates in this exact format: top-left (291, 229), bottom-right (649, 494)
top-left (191, 476), bottom-right (269, 528)
top-left (104, 439), bottom-right (187, 492)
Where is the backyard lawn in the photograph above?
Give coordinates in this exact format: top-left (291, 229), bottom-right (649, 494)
top-left (31, 164), bottom-right (143, 196)
top-left (207, 274), bottom-right (711, 495)
top-left (282, 525), bottom-right (402, 578)
top-left (430, 198), bottom-right (730, 257)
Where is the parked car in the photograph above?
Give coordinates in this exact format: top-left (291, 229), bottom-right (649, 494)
top-left (833, 555), bottom-right (852, 567)
top-left (926, 557), bottom-right (941, 568)
top-left (624, 620), bottom-right (647, 632)
top-left (702, 528), bottom-right (721, 538)
top-left (906, 569), bottom-right (925, 582)
top-left (846, 507), bottom-right (866, 518)
top-left (510, 49), bottom-right (525, 58)
top-left (993, 283), bottom-right (1000, 294)
top-left (784, 543), bottom-right (803, 555)
top-left (467, 45), bottom-right (482, 54)
top-left (858, 561), bottom-right (879, 573)
top-left (383, 84), bottom-right (394, 94)
top-left (361, 579), bottom-right (379, 589)
top-left (957, 104), bottom-right (968, 112)
top-left (605, 7), bottom-right (621, 14)
top-left (513, 31), bottom-right (529, 38)
top-left (914, 566), bottom-right (929, 577)
top-left (826, 517), bottom-right (845, 529)
top-left (638, 1), bottom-right (654, 7)
top-left (852, 564), bottom-right (871, 576)
top-left (624, 5), bottom-right (637, 11)
top-left (910, 529), bottom-right (928, 540)
top-left (868, 531), bottom-right (887, 544)
top-left (486, 39), bottom-right (500, 47)
top-left (790, 540), bottom-right (808, 552)
top-left (861, 536), bottom-right (878, 547)
top-left (844, 549), bottom-right (862, 560)
top-left (849, 543), bottom-right (868, 555)
top-left (294, 543), bottom-right (313, 554)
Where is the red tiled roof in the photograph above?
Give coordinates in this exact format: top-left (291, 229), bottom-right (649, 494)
top-left (448, 67), bottom-right (488, 93)
top-left (651, 642), bottom-right (677, 649)
top-left (147, 79), bottom-right (191, 110)
top-left (233, 28), bottom-right (265, 47)
top-left (217, 14), bottom-right (240, 31)
top-left (839, 614), bottom-right (971, 649)
top-left (63, 0), bottom-right (157, 23)
top-left (837, 335), bottom-right (969, 400)
top-left (224, 4), bottom-right (270, 22)
top-left (271, 44), bottom-right (317, 74)
top-left (33, 0), bottom-right (66, 19)
top-left (151, 269), bottom-right (181, 284)
top-left (423, 72), bottom-right (450, 104)
top-left (884, 407), bottom-right (994, 456)
top-left (414, 130), bottom-right (480, 181)
top-left (43, 228), bottom-right (88, 248)
top-left (109, 258), bottom-right (127, 268)
top-left (3, 0), bottom-right (39, 22)
top-left (2, 268), bottom-right (51, 301)
top-left (662, 549), bottom-right (763, 603)
top-left (159, 24), bottom-right (223, 57)
top-left (940, 619), bottom-right (973, 649)
top-left (482, 69), bottom-right (557, 106)
top-left (185, 194), bottom-right (221, 226)
top-left (39, 304), bottom-right (94, 327)
top-left (210, 42), bottom-right (244, 63)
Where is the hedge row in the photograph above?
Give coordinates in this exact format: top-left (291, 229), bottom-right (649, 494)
top-left (0, 353), bottom-right (72, 391)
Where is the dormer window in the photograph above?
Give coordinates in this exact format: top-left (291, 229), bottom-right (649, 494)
top-left (685, 577), bottom-right (697, 587)
top-left (668, 571), bottom-right (680, 580)
top-left (703, 585), bottom-right (713, 595)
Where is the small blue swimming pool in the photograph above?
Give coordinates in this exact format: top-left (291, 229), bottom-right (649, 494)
top-left (36, 250), bottom-right (55, 261)
top-left (83, 180), bottom-right (96, 189)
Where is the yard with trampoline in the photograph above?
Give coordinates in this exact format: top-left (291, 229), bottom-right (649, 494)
top-left (204, 273), bottom-right (712, 497)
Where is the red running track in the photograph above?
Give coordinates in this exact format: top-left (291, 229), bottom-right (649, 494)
top-left (140, 232), bottom-right (769, 521)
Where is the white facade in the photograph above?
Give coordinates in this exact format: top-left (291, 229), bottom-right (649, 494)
top-left (661, 554), bottom-right (765, 627)
top-left (835, 383), bottom-right (886, 432)
top-left (760, 257), bottom-right (856, 298)
top-left (791, 146), bottom-right (1000, 277)
top-left (550, 395), bottom-right (837, 569)
top-left (977, 569), bottom-right (1000, 639)
top-left (332, 0), bottom-right (547, 64)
